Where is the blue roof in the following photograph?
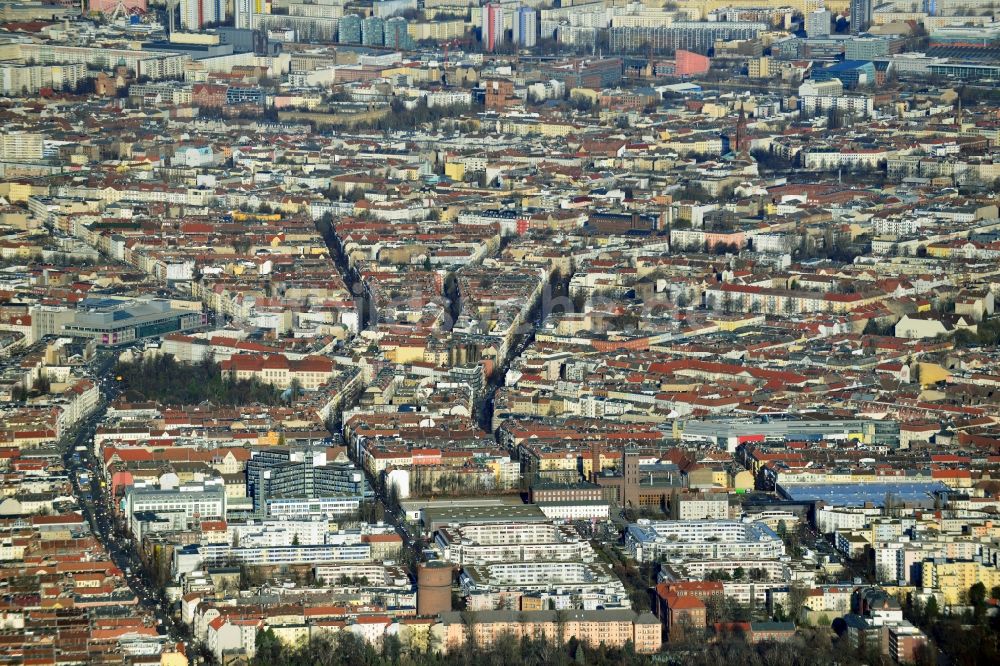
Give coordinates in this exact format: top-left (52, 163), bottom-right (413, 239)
top-left (825, 60), bottom-right (874, 71)
top-left (779, 481), bottom-right (949, 506)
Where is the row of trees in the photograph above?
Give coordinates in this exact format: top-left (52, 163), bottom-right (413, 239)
top-left (354, 99), bottom-right (476, 133)
top-left (248, 623), bottom-right (895, 666)
top-left (251, 629), bottom-right (653, 666)
top-left (703, 567), bottom-right (770, 582)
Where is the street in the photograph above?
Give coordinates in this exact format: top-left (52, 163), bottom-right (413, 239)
top-left (61, 350), bottom-right (184, 643)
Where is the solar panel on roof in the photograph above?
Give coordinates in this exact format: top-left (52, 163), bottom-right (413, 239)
top-left (781, 481), bottom-right (949, 506)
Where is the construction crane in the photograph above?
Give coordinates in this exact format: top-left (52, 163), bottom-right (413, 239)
top-left (440, 38), bottom-right (470, 87)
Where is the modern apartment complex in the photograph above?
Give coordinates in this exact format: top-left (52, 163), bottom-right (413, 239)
top-left (626, 520), bottom-right (786, 563)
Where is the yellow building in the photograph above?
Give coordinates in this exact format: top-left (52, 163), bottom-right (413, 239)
top-left (916, 362), bottom-right (949, 388)
top-left (922, 560), bottom-right (1000, 605)
top-left (436, 610), bottom-right (661, 654)
top-left (233, 211), bottom-right (281, 223)
top-left (708, 313), bottom-right (765, 331)
top-left (398, 618), bottom-right (436, 651)
top-left (385, 342), bottom-right (427, 364)
top-left (160, 651), bottom-right (189, 666)
top-left (444, 161), bottom-right (466, 181)
top-left (0, 181), bottom-right (39, 203)
top-left (407, 19), bottom-right (467, 41)
top-left (277, 624), bottom-right (312, 645)
top-left (380, 65), bottom-right (441, 84)
top-left (730, 469), bottom-right (754, 491)
top-left (748, 56), bottom-right (772, 79)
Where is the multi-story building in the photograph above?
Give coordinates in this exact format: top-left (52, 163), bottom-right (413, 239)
top-left (406, 19), bottom-right (466, 42)
top-left (845, 36), bottom-right (902, 59)
top-left (129, 83), bottom-right (194, 106)
top-left (435, 522), bottom-right (593, 565)
top-left (850, 0), bottom-right (873, 34)
top-left (806, 9), bottom-right (831, 37)
top-left (889, 623), bottom-right (929, 664)
top-left (625, 520), bottom-right (786, 563)
top-left (0, 63), bottom-right (88, 95)
top-left (425, 89), bottom-right (473, 108)
top-left (234, 0), bottom-right (263, 30)
top-left (800, 94), bottom-right (875, 118)
top-left (512, 6), bottom-right (537, 48)
top-left (219, 353), bottom-right (334, 390)
top-left (229, 517), bottom-right (329, 547)
top-left (436, 609), bottom-right (662, 654)
top-left (675, 493), bottom-right (730, 520)
top-left (748, 56), bottom-right (771, 79)
top-left (481, 3), bottom-right (504, 52)
top-left (928, 62), bottom-right (1000, 80)
top-left (124, 482), bottom-right (227, 536)
top-left (921, 559), bottom-right (1000, 604)
top-left (265, 496), bottom-right (362, 519)
top-left (535, 58), bottom-right (623, 88)
top-left (186, 541), bottom-right (372, 569)
top-left (529, 481), bottom-right (604, 504)
top-left (361, 15), bottom-right (385, 47)
top-left (704, 282), bottom-right (883, 316)
top-left (246, 447), bottom-right (366, 514)
top-left (609, 22), bottom-right (768, 55)
top-left (811, 60), bottom-right (877, 88)
top-left (460, 560), bottom-right (630, 610)
top-left (181, 0), bottom-right (224, 30)
top-left (15, 44), bottom-right (188, 81)
top-left (384, 17), bottom-right (414, 49)
top-left (0, 133), bottom-right (43, 162)
top-left (339, 13), bottom-right (362, 43)
top-left (226, 86), bottom-right (265, 105)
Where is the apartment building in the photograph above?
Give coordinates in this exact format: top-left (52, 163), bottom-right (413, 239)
top-left (921, 559), bottom-right (1000, 605)
top-left (16, 44), bottom-right (189, 81)
top-left (0, 133), bottom-right (44, 162)
top-left (435, 522), bottom-right (593, 565)
top-left (436, 609), bottom-right (661, 654)
top-left (626, 520), bottom-right (786, 563)
top-left (675, 493), bottom-right (730, 520)
top-left (609, 22), bottom-right (767, 55)
top-left (0, 63), bottom-right (88, 95)
top-left (461, 560), bottom-right (630, 610)
top-left (799, 95), bottom-right (875, 118)
top-left (185, 541), bottom-right (372, 569)
top-left (704, 282), bottom-right (881, 315)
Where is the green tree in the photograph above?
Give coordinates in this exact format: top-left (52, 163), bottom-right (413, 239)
top-left (970, 582), bottom-right (987, 623)
top-left (924, 595), bottom-right (938, 621)
top-left (254, 628), bottom-right (282, 665)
